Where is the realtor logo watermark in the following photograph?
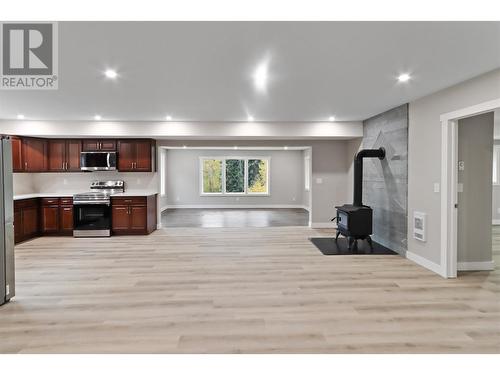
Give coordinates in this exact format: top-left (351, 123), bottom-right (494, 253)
top-left (0, 22), bottom-right (58, 89)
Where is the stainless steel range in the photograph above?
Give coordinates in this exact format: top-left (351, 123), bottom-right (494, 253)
top-left (73, 180), bottom-right (124, 237)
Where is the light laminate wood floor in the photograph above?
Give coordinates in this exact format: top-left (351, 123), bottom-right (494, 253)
top-left (1, 226), bottom-right (499, 353)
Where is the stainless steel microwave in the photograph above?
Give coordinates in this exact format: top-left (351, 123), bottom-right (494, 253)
top-left (80, 152), bottom-right (117, 171)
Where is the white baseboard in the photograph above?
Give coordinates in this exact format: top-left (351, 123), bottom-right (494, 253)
top-left (457, 261), bottom-right (495, 271)
top-left (311, 222), bottom-right (337, 229)
top-left (160, 206), bottom-right (169, 212)
top-left (493, 220), bottom-right (500, 225)
top-left (406, 250), bottom-right (445, 277)
top-left (165, 204), bottom-right (309, 210)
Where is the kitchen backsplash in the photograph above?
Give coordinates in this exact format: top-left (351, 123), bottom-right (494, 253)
top-left (14, 171), bottom-right (158, 195)
top-left (13, 173), bottom-right (36, 195)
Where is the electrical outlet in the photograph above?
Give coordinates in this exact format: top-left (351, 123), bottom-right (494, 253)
top-left (316, 177), bottom-right (323, 184)
top-left (236, 197), bottom-right (240, 201)
top-left (433, 183), bottom-right (440, 193)
top-left (458, 161), bottom-right (465, 171)
top-left (292, 197), bottom-right (296, 201)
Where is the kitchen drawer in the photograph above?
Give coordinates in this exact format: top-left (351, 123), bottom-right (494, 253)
top-left (14, 198), bottom-right (38, 210)
top-left (41, 197), bottom-right (60, 206)
top-left (111, 196), bottom-right (147, 206)
top-left (60, 197), bottom-right (73, 206)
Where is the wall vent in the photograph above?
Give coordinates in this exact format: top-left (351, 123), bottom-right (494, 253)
top-left (413, 211), bottom-right (427, 242)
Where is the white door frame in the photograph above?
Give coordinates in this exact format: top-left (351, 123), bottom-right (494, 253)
top-left (440, 98), bottom-right (500, 278)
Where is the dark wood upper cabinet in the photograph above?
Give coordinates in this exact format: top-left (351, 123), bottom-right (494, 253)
top-left (66, 140), bottom-right (82, 171)
top-left (12, 137), bottom-right (48, 172)
top-left (117, 140), bottom-right (154, 172)
top-left (117, 140), bottom-right (135, 171)
top-left (82, 139), bottom-right (116, 152)
top-left (12, 136), bottom-right (154, 173)
top-left (23, 138), bottom-right (48, 172)
top-left (48, 140), bottom-right (66, 171)
top-left (11, 136), bottom-right (23, 172)
top-left (48, 139), bottom-right (81, 172)
top-left (134, 141), bottom-right (153, 171)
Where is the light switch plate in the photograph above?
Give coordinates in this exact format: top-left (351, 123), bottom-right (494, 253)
top-left (433, 183), bottom-right (440, 193)
top-left (316, 177), bottom-right (323, 184)
top-left (457, 183), bottom-right (464, 193)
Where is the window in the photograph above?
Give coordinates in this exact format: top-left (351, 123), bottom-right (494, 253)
top-left (247, 159), bottom-right (269, 194)
top-left (201, 158), bottom-right (223, 194)
top-left (200, 157), bottom-right (270, 195)
top-left (225, 159), bottom-right (245, 193)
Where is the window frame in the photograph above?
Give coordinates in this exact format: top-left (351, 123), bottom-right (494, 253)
top-left (199, 157), bottom-right (224, 195)
top-left (199, 156), bottom-right (270, 196)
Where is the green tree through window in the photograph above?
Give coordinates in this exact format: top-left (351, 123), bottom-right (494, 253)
top-left (248, 159), bottom-right (268, 193)
top-left (225, 159), bottom-right (245, 193)
top-left (202, 159), bottom-right (222, 193)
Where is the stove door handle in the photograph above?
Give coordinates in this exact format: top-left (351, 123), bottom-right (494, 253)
top-left (73, 201), bottom-right (110, 206)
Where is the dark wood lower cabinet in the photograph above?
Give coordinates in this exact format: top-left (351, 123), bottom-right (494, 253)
top-left (59, 206), bottom-right (74, 234)
top-left (14, 195), bottom-right (155, 244)
top-left (41, 198), bottom-right (74, 235)
top-left (14, 198), bottom-right (39, 244)
top-left (111, 195), bottom-right (157, 235)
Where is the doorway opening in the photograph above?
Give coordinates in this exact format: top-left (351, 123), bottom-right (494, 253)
top-left (157, 146), bottom-right (312, 228)
top-left (441, 99), bottom-right (500, 278)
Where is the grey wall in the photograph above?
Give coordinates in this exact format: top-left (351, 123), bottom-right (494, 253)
top-left (362, 104), bottom-right (408, 254)
top-left (408, 68), bottom-right (500, 266)
top-left (158, 139), bottom-right (351, 225)
top-left (165, 149), bottom-right (306, 207)
top-left (457, 112), bottom-right (494, 263)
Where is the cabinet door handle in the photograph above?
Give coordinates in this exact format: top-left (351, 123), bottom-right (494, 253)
top-left (63, 208), bottom-right (71, 211)
top-left (25, 161), bottom-right (28, 169)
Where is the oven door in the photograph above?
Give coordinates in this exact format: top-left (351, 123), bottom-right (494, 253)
top-left (73, 203), bottom-right (111, 237)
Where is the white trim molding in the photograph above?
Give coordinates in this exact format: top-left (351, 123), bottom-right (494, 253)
top-left (165, 204), bottom-right (309, 210)
top-left (406, 251), bottom-right (446, 277)
top-left (493, 219), bottom-right (500, 225)
top-left (457, 261), bottom-right (495, 271)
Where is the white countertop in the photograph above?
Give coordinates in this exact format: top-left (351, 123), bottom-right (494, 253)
top-left (14, 191), bottom-right (158, 201)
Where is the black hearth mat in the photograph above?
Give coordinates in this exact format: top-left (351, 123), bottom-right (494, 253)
top-left (309, 237), bottom-right (398, 255)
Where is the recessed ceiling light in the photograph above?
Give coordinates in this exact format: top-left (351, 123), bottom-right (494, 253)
top-left (398, 73), bottom-right (411, 82)
top-left (247, 115), bottom-right (254, 122)
top-left (165, 115), bottom-right (172, 121)
top-left (17, 114), bottom-right (25, 120)
top-left (328, 116), bottom-right (335, 122)
top-left (104, 69), bottom-right (118, 79)
top-left (234, 146), bottom-right (238, 150)
top-left (182, 145), bottom-right (187, 149)
top-left (253, 61), bottom-right (268, 92)
top-left (284, 146), bottom-right (289, 150)
top-left (94, 115), bottom-right (102, 121)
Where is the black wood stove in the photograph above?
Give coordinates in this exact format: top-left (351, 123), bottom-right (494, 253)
top-left (334, 147), bottom-right (385, 251)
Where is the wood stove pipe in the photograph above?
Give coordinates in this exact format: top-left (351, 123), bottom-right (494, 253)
top-left (353, 147), bottom-right (386, 207)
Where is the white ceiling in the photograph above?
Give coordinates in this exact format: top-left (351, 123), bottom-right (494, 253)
top-left (1, 21), bottom-right (499, 122)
